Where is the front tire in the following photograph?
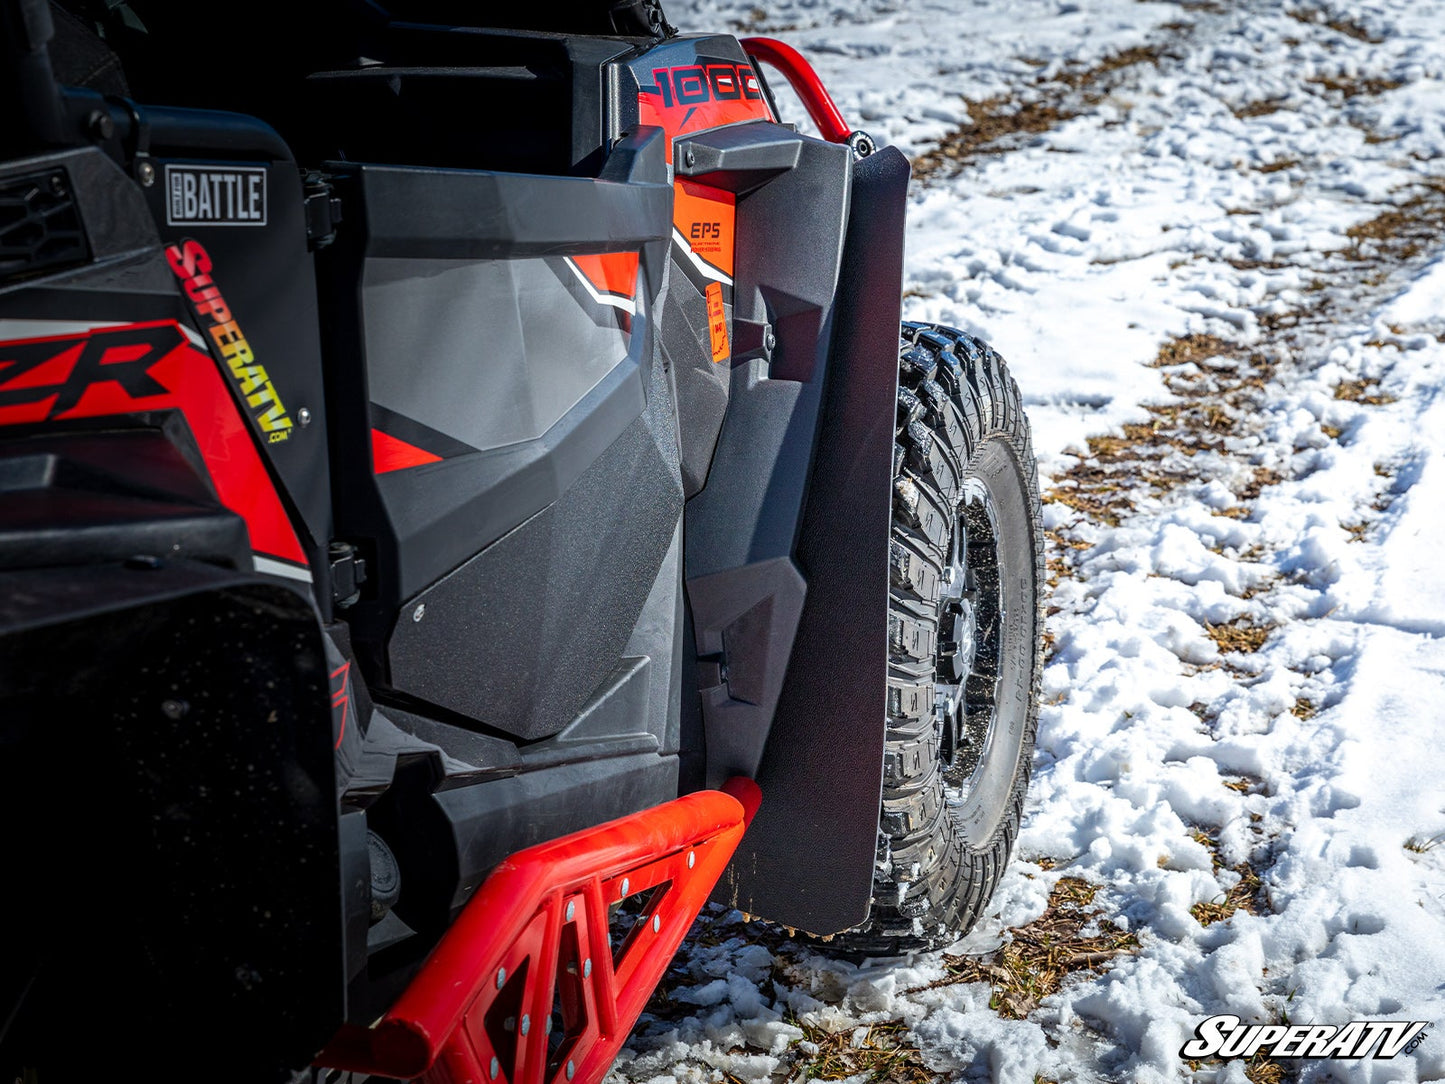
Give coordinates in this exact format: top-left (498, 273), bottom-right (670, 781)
top-left (843, 323), bottom-right (1044, 952)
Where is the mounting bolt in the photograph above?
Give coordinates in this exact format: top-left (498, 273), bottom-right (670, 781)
top-left (87, 109), bottom-right (114, 141)
top-left (619, 878), bottom-right (629, 898)
top-left (297, 407), bottom-right (312, 427)
top-left (135, 159), bottom-right (156, 187)
top-left (652, 914), bottom-right (661, 933)
top-left (583, 958), bottom-right (592, 978)
top-left (413, 603), bottom-right (426, 623)
top-left (521, 1014), bottom-right (530, 1037)
top-left (687, 851), bottom-right (695, 869)
top-left (683, 147), bottom-right (696, 168)
top-left (565, 900), bottom-right (575, 922)
top-left (495, 967), bottom-right (506, 989)
top-left (764, 327), bottom-right (776, 353)
top-left (490, 1057), bottom-right (500, 1080)
top-left (567, 1061), bottom-right (576, 1081)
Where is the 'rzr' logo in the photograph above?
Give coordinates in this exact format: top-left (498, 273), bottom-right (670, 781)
top-left (0, 323), bottom-right (187, 421)
top-left (651, 62), bottom-right (764, 108)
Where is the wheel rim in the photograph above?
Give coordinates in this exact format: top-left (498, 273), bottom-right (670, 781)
top-left (934, 439), bottom-right (1034, 847)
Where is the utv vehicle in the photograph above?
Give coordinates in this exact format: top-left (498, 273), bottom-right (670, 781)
top-left (0, 1), bottom-right (1044, 1080)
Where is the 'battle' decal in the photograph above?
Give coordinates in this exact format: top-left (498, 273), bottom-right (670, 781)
top-left (166, 239), bottom-right (294, 442)
top-left (165, 165), bottom-right (267, 227)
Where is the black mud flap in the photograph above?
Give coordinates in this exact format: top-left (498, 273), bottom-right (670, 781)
top-left (0, 559), bottom-right (342, 1080)
top-left (715, 146), bottom-right (910, 935)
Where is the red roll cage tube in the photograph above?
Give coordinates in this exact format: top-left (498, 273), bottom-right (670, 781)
top-left (741, 37), bottom-right (855, 146)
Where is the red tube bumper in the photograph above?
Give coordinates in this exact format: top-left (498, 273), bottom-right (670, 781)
top-left (741, 37), bottom-right (853, 144)
top-left (317, 777), bottom-right (762, 1084)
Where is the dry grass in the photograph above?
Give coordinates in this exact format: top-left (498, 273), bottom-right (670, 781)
top-left (1290, 697), bottom-right (1317, 720)
top-left (1205, 618), bottom-right (1273, 654)
top-left (1308, 72), bottom-right (1402, 99)
top-left (1334, 379), bottom-right (1397, 405)
top-left (1404, 832), bottom-right (1445, 854)
top-left (914, 43), bottom-right (1167, 177)
top-left (787, 1021), bottom-right (935, 1084)
top-left (1237, 466), bottom-right (1283, 501)
top-left (1149, 333), bottom-right (1236, 369)
top-left (1233, 98), bottom-right (1287, 119)
top-left (1188, 828), bottom-right (1268, 927)
top-left (1342, 182), bottom-right (1445, 269)
top-left (906, 877), bottom-right (1138, 1018)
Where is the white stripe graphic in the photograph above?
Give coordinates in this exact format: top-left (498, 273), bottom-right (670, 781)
top-left (564, 258), bottom-right (637, 316)
top-left (671, 229), bottom-right (734, 286)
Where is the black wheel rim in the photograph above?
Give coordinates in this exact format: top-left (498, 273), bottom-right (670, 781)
top-left (934, 440), bottom-right (1034, 846)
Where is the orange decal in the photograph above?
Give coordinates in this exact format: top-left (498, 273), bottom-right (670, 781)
top-left (569, 252), bottom-right (640, 300)
top-left (674, 181), bottom-right (736, 278)
top-left (705, 282), bottom-right (730, 363)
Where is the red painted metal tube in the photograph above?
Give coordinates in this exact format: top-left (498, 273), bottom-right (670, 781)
top-left (741, 37), bottom-right (853, 145)
top-left (317, 779), bottom-right (761, 1084)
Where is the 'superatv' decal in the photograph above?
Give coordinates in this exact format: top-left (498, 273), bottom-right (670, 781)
top-left (166, 239), bottom-right (294, 442)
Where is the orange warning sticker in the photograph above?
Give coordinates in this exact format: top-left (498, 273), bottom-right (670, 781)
top-left (705, 281), bottom-right (730, 363)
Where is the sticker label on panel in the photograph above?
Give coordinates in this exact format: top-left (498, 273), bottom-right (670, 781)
top-left (166, 164), bottom-right (267, 227)
top-left (705, 281), bottom-right (730, 363)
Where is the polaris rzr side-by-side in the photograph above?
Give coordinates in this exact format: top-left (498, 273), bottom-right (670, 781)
top-left (0, 1), bottom-right (1044, 1079)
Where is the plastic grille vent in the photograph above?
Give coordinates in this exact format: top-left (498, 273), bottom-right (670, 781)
top-left (0, 169), bottom-right (88, 283)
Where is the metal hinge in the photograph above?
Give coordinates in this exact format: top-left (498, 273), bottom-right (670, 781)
top-left (329, 541), bottom-right (368, 608)
top-left (304, 175), bottom-right (343, 249)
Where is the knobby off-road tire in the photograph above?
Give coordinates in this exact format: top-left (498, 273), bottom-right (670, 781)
top-left (843, 323), bottom-right (1044, 953)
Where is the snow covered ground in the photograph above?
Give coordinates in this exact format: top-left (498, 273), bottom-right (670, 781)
top-left (612, 1), bottom-right (1445, 1082)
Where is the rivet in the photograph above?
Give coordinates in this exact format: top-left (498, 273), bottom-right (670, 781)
top-left (413, 603), bottom-right (426, 623)
top-left (583, 958), bottom-right (592, 978)
top-left (490, 1056), bottom-right (500, 1080)
top-left (619, 878), bottom-right (629, 897)
top-left (495, 967), bottom-right (506, 989)
top-left (565, 900), bottom-right (575, 922)
top-left (135, 159), bottom-right (156, 187)
top-left (567, 1061), bottom-right (576, 1080)
top-left (298, 406), bottom-right (312, 427)
top-left (652, 914), bottom-right (661, 933)
top-left (687, 851), bottom-right (695, 869)
top-left (521, 1014), bottom-right (530, 1036)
